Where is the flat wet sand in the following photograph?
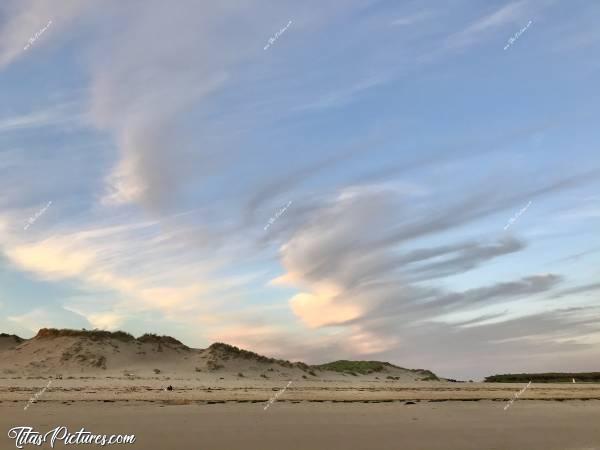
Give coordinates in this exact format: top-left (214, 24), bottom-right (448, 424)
top-left (2, 401), bottom-right (600, 450)
top-left (2, 380), bottom-right (600, 449)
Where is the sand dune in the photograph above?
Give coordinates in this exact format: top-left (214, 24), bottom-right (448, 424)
top-left (0, 328), bottom-right (436, 382)
top-left (0, 333), bottom-right (23, 352)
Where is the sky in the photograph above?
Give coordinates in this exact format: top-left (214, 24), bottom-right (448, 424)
top-left (0, 0), bottom-right (599, 379)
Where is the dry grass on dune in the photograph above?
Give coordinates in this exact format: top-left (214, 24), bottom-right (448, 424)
top-left (0, 328), bottom-right (439, 383)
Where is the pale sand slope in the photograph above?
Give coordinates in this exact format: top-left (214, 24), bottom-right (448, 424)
top-left (1, 401), bottom-right (599, 450)
top-left (0, 329), bottom-right (433, 382)
top-left (0, 334), bottom-right (23, 352)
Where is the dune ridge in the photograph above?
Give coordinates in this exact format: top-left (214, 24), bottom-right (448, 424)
top-left (0, 328), bottom-right (436, 382)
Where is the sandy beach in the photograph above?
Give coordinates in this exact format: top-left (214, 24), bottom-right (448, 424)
top-left (2, 399), bottom-right (599, 450)
top-left (2, 378), bottom-right (600, 449)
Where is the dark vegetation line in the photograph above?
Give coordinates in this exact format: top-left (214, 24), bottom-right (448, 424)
top-left (485, 373), bottom-right (600, 383)
top-left (314, 360), bottom-right (439, 380)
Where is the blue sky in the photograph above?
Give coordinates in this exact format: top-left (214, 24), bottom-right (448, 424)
top-left (0, 0), bottom-right (599, 379)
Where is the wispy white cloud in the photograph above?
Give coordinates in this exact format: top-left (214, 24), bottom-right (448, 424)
top-left (63, 306), bottom-right (125, 331)
top-left (293, 76), bottom-right (388, 112)
top-left (0, 103), bottom-right (83, 134)
top-left (1, 216), bottom-right (225, 319)
top-left (445, 1), bottom-right (529, 50)
top-left (0, 0), bottom-right (91, 69)
top-left (391, 10), bottom-right (433, 27)
top-left (8, 308), bottom-right (55, 333)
